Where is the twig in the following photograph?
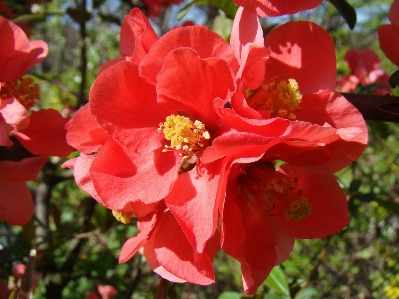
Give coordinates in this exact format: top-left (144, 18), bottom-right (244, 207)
top-left (343, 93), bottom-right (399, 123)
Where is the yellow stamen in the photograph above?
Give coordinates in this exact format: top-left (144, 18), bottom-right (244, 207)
top-left (158, 114), bottom-right (211, 164)
top-left (247, 76), bottom-right (302, 120)
top-left (112, 210), bottom-right (133, 224)
top-left (0, 77), bottom-right (40, 109)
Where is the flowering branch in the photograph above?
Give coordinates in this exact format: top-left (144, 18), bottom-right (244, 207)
top-left (343, 93), bottom-right (399, 123)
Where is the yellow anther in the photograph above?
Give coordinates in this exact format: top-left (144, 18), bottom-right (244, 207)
top-left (0, 77), bottom-right (40, 109)
top-left (112, 210), bottom-right (133, 224)
top-left (158, 114), bottom-right (211, 164)
top-left (246, 76), bottom-right (302, 120)
top-left (284, 197), bottom-right (312, 221)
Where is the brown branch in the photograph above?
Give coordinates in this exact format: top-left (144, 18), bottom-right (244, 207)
top-left (76, 0), bottom-right (88, 109)
top-left (342, 93), bottom-right (399, 123)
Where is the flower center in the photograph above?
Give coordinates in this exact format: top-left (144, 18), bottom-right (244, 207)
top-left (158, 114), bottom-right (211, 164)
top-left (0, 77), bottom-right (40, 110)
top-left (246, 76), bottom-right (302, 120)
top-left (240, 161), bottom-right (312, 221)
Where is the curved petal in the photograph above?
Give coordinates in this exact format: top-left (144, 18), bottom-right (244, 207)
top-left (66, 104), bottom-right (110, 154)
top-left (0, 117), bottom-right (13, 146)
top-left (0, 156), bottom-right (48, 182)
top-left (13, 109), bottom-right (73, 157)
top-left (152, 211), bottom-right (216, 285)
top-left (90, 138), bottom-right (179, 209)
top-left (119, 208), bottom-right (161, 263)
top-left (156, 48), bottom-right (236, 129)
top-left (164, 159), bottom-right (225, 253)
top-left (265, 21), bottom-right (336, 94)
top-left (222, 176), bottom-right (277, 295)
top-left (0, 97), bottom-right (29, 131)
top-left (231, 7), bottom-right (269, 89)
top-left (389, 0), bottom-right (399, 27)
top-left (232, 0), bottom-right (323, 17)
top-left (378, 24), bottom-right (399, 67)
top-left (139, 26), bottom-right (239, 84)
top-left (0, 16), bottom-right (47, 82)
top-left (273, 164), bottom-right (349, 239)
top-left (120, 8), bottom-right (158, 62)
top-left (293, 90), bottom-right (367, 172)
top-left (0, 178), bottom-right (33, 226)
top-left (89, 61), bottom-right (172, 154)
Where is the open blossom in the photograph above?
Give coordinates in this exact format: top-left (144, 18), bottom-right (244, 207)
top-left (0, 17), bottom-right (73, 225)
top-left (337, 49), bottom-right (390, 94)
top-left (378, 0), bottom-right (399, 67)
top-left (64, 7), bottom-right (367, 294)
top-left (232, 0), bottom-right (323, 17)
top-left (196, 8), bottom-right (367, 294)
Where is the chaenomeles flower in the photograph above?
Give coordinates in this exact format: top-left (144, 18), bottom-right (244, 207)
top-left (194, 8), bottom-right (368, 294)
top-left (378, 0), bottom-right (399, 67)
top-left (97, 284), bottom-right (117, 299)
top-left (144, 0), bottom-right (184, 18)
top-left (0, 16), bottom-right (73, 226)
top-left (63, 8), bottom-right (258, 284)
top-left (231, 0), bottom-right (323, 17)
top-left (337, 49), bottom-right (391, 95)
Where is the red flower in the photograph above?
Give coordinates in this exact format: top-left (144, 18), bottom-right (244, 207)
top-left (144, 0), bottom-right (184, 18)
top-left (97, 285), bottom-right (117, 299)
top-left (0, 17), bottom-right (73, 225)
top-left (337, 49), bottom-right (390, 94)
top-left (231, 0), bottom-right (323, 17)
top-left (197, 8), bottom-right (367, 294)
top-left (378, 0), bottom-right (399, 67)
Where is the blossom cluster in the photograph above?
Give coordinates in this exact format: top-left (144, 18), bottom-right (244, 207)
top-left (0, 16), bottom-right (73, 226)
top-left (62, 2), bottom-right (369, 295)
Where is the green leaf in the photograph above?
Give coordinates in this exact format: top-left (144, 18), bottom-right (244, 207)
top-left (392, 86), bottom-right (399, 96)
top-left (212, 15), bottom-right (233, 41)
top-left (177, 1), bottom-right (195, 20)
top-left (264, 295), bottom-right (286, 299)
top-left (373, 198), bottom-right (399, 217)
top-left (329, 0), bottom-right (357, 29)
top-left (294, 287), bottom-right (318, 299)
top-left (203, 0), bottom-right (238, 19)
top-left (217, 291), bottom-right (242, 299)
top-left (264, 266), bottom-right (290, 297)
top-left (8, 289), bottom-right (16, 299)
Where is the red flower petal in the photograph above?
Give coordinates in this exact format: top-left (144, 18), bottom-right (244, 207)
top-left (265, 21), bottom-right (336, 94)
top-left (13, 109), bottom-right (73, 157)
top-left (120, 8), bottom-right (158, 62)
top-left (232, 0), bottom-right (323, 17)
top-left (90, 139), bottom-right (179, 210)
top-left (164, 160), bottom-right (224, 253)
top-left (152, 211), bottom-right (216, 285)
top-left (378, 24), bottom-right (399, 67)
top-left (230, 7), bottom-right (269, 89)
top-left (0, 97), bottom-right (29, 131)
top-left (66, 104), bottom-right (110, 154)
top-left (0, 156), bottom-right (48, 182)
top-left (119, 208), bottom-right (160, 263)
top-left (90, 61), bottom-right (171, 154)
top-left (0, 178), bottom-right (33, 226)
top-left (139, 26), bottom-right (239, 84)
top-left (222, 177), bottom-right (277, 295)
top-left (156, 48), bottom-right (236, 129)
top-left (0, 16), bottom-right (47, 82)
top-left (272, 164), bottom-right (349, 238)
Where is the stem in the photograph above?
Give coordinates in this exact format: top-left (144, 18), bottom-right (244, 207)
top-left (343, 93), bottom-right (399, 123)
